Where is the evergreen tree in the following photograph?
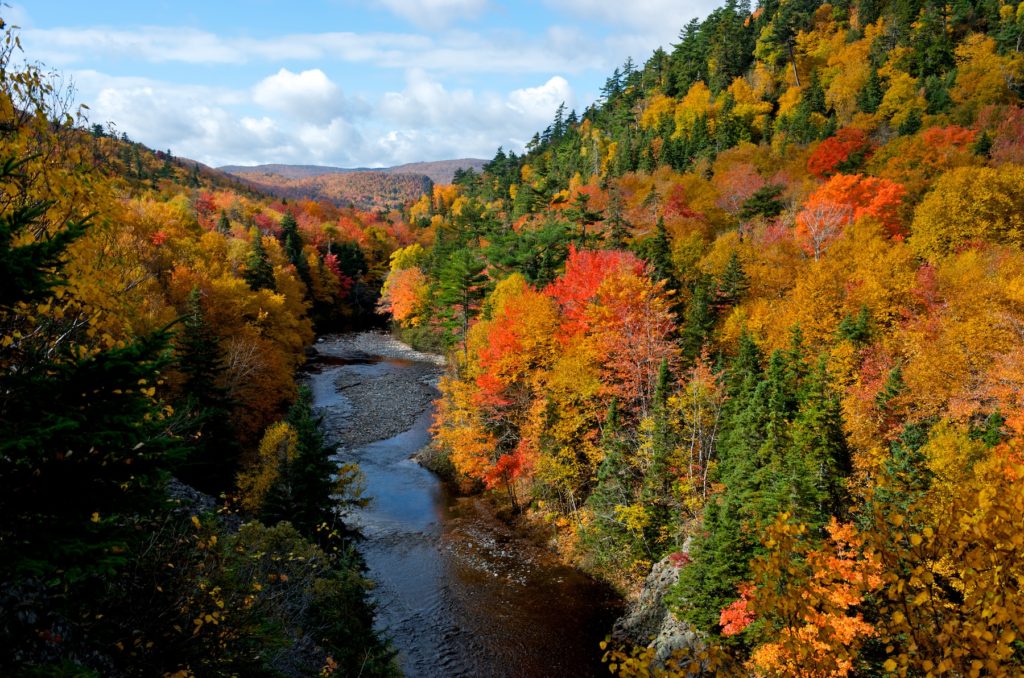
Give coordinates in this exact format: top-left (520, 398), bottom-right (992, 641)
top-left (261, 388), bottom-right (346, 537)
top-left (739, 184), bottom-right (785, 222)
top-left (216, 210), bottom-right (231, 235)
top-left (176, 288), bottom-right (238, 493)
top-left (645, 216), bottom-right (679, 295)
top-left (680, 277), bottom-right (716, 361)
top-left (604, 190), bottom-right (632, 249)
top-left (243, 227), bottom-right (276, 292)
top-left (717, 251), bottom-right (749, 308)
top-left (436, 248), bottom-right (488, 355)
top-left (857, 65), bottom-right (884, 114)
top-left (0, 152), bottom-right (184, 586)
top-left (279, 212), bottom-right (310, 284)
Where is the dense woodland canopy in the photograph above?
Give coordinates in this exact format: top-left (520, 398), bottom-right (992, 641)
top-left (378, 0), bottom-right (1024, 673)
top-left (0, 20), bottom-right (412, 675)
top-left (4, 0), bottom-right (1024, 672)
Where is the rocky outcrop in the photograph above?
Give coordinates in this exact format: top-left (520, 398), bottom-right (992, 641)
top-left (612, 552), bottom-right (703, 667)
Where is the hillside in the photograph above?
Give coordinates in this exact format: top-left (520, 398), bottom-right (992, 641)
top-left (226, 168), bottom-right (433, 211)
top-left (379, 0), bottom-right (1024, 674)
top-left (0, 42), bottom-right (415, 676)
top-left (220, 158), bottom-right (487, 184)
top-left (218, 159), bottom-right (488, 209)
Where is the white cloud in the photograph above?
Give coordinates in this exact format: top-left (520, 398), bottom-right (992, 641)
top-left (545, 0), bottom-right (720, 46)
top-left (373, 0), bottom-right (488, 29)
top-left (252, 68), bottom-right (348, 124)
top-left (21, 24), bottom-right (605, 75)
top-left (69, 68), bottom-right (574, 168)
top-left (508, 76), bottom-right (573, 119)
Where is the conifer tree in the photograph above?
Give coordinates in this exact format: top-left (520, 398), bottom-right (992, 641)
top-left (436, 248), bottom-right (488, 355)
top-left (244, 227), bottom-right (276, 292)
top-left (279, 212), bottom-right (310, 283)
top-left (176, 287), bottom-right (238, 492)
top-left (216, 209), bottom-right (231, 235)
top-left (680, 277), bottom-right (716, 361)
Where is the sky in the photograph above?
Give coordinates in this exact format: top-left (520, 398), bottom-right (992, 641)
top-left (7, 1), bottom-right (719, 168)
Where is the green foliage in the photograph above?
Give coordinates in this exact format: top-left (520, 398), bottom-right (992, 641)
top-left (243, 227), bottom-right (276, 292)
top-left (175, 287), bottom-right (239, 493)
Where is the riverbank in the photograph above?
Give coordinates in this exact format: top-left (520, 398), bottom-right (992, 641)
top-left (305, 333), bottom-right (622, 677)
top-left (309, 332), bottom-right (445, 449)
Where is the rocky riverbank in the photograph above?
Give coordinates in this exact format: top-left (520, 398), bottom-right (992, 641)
top-left (307, 332), bottom-right (445, 449)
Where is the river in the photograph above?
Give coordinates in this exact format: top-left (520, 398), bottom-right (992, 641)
top-left (304, 334), bottom-right (622, 678)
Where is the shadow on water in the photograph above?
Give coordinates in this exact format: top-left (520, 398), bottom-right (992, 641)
top-left (307, 346), bottom-right (622, 678)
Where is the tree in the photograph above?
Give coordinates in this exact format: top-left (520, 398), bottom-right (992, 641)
top-left (216, 209), bottom-right (231, 235)
top-left (279, 212), bottom-right (310, 283)
top-left (910, 164), bottom-right (1024, 260)
top-left (739, 184), bottom-right (785, 222)
top-left (796, 174), bottom-right (906, 259)
top-left (243, 227), bottom-right (276, 292)
top-left (436, 248), bottom-right (488, 356)
top-left (175, 287), bottom-right (239, 492)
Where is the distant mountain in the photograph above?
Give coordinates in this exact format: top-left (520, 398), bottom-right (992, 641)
top-left (222, 169), bottom-right (433, 211)
top-left (219, 158), bottom-right (488, 186)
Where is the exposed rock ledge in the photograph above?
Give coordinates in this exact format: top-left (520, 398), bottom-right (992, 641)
top-left (612, 553), bottom-right (703, 668)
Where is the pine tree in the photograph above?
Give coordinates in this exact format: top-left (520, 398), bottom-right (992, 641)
top-left (646, 216), bottom-right (679, 295)
top-left (244, 227), bottom-right (276, 292)
top-left (0, 152), bottom-right (183, 585)
top-left (260, 388), bottom-right (346, 537)
top-left (739, 184), bottom-right (785, 222)
top-left (717, 251), bottom-right (749, 308)
top-left (604, 190), bottom-right (632, 248)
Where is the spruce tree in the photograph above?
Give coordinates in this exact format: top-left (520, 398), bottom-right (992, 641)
top-left (279, 212), bottom-right (310, 283)
top-left (0, 153), bottom-right (183, 585)
top-left (857, 65), bottom-right (884, 114)
top-left (604, 191), bottom-right (632, 249)
top-left (680, 277), bottom-right (716, 361)
top-left (436, 248), bottom-right (488, 355)
top-left (717, 251), bottom-right (749, 308)
top-left (243, 227), bottom-right (276, 292)
top-left (176, 287), bottom-right (238, 492)
top-left (216, 210), bottom-right (231, 235)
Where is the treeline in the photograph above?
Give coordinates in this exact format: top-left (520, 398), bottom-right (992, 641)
top-left (378, 0), bottom-right (1024, 673)
top-left (0, 26), bottom-right (408, 676)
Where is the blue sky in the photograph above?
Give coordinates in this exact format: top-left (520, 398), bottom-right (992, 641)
top-left (8, 1), bottom-right (718, 167)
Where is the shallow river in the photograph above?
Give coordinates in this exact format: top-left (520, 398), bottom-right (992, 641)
top-left (305, 342), bottom-right (621, 678)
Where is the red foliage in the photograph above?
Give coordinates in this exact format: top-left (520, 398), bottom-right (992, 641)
top-left (807, 128), bottom-right (873, 178)
top-left (253, 212), bottom-right (278, 236)
top-left (720, 583), bottom-right (756, 636)
top-left (149, 230), bottom-right (168, 247)
top-left (544, 245), bottom-right (646, 338)
top-left (664, 183), bottom-right (701, 220)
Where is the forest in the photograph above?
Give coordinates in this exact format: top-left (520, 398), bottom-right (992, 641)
top-left (0, 22), bottom-right (418, 674)
top-left (376, 0), bottom-right (1024, 673)
top-left (2, 0), bottom-right (1024, 673)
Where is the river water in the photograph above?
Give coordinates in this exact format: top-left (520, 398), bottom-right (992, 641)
top-left (305, 342), bottom-right (621, 678)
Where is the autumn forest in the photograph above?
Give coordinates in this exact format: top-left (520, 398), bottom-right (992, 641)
top-left (3, 0), bottom-right (1024, 675)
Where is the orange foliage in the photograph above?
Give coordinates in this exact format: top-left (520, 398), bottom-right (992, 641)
top-left (795, 174), bottom-right (905, 258)
top-left (806, 128), bottom-right (872, 178)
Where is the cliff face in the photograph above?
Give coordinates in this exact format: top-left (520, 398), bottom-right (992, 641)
top-left (612, 553), bottom-right (703, 667)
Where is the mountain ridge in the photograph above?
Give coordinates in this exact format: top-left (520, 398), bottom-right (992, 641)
top-left (218, 158), bottom-right (488, 185)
